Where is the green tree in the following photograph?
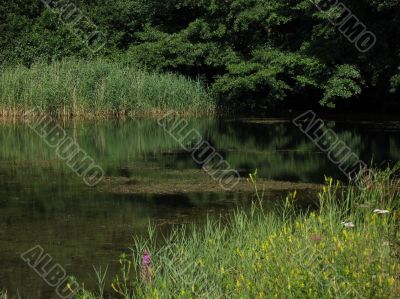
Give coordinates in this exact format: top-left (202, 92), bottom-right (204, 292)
top-left (1, 0), bottom-right (399, 111)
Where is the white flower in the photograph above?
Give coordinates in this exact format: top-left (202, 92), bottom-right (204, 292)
top-left (341, 221), bottom-right (355, 228)
top-left (373, 209), bottom-right (389, 215)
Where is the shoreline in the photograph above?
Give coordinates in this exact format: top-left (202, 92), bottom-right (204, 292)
top-left (0, 109), bottom-right (220, 121)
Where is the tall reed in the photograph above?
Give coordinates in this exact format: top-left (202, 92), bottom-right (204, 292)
top-left (0, 59), bottom-right (215, 117)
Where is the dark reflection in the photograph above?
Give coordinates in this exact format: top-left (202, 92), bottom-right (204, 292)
top-left (0, 118), bottom-right (399, 298)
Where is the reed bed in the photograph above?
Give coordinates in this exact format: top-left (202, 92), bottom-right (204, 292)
top-left (0, 60), bottom-right (215, 117)
top-left (75, 168), bottom-right (400, 299)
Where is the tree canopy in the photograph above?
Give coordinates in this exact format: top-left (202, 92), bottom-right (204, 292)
top-left (1, 0), bottom-right (399, 112)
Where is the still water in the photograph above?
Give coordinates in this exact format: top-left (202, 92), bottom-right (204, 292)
top-left (0, 117), bottom-right (399, 298)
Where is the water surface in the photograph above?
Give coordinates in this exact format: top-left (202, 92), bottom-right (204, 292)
top-left (1, 117), bottom-right (399, 298)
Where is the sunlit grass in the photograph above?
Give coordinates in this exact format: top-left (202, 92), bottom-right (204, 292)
top-left (76, 167), bottom-right (400, 299)
top-left (0, 59), bottom-right (215, 117)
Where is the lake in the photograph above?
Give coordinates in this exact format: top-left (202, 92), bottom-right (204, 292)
top-left (0, 117), bottom-right (399, 298)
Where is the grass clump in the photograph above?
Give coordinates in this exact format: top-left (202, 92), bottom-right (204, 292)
top-left (78, 168), bottom-right (400, 299)
top-left (0, 59), bottom-right (215, 117)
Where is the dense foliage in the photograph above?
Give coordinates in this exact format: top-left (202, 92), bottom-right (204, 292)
top-left (76, 170), bottom-right (400, 298)
top-left (0, 60), bottom-right (214, 116)
top-left (1, 0), bottom-right (399, 112)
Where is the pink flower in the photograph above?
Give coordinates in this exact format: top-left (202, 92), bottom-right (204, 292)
top-left (141, 250), bottom-right (152, 282)
top-left (142, 250), bottom-right (151, 266)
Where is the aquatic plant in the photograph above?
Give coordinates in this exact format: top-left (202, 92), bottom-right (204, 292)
top-left (0, 59), bottom-right (215, 117)
top-left (93, 265), bottom-right (108, 299)
top-left (77, 167), bottom-right (400, 298)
